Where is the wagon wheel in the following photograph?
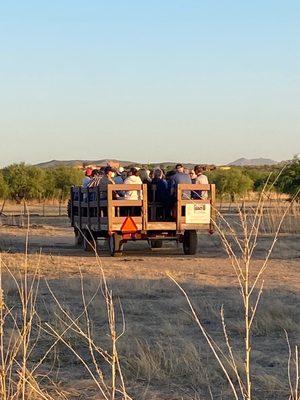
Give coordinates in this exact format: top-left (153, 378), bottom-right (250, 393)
top-left (108, 233), bottom-right (124, 257)
top-left (83, 230), bottom-right (95, 252)
top-left (67, 198), bottom-right (72, 219)
top-left (74, 228), bottom-right (84, 247)
top-left (183, 230), bottom-right (198, 255)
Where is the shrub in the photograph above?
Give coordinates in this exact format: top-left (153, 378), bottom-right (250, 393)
top-left (276, 160), bottom-right (300, 201)
top-left (208, 168), bottom-right (253, 201)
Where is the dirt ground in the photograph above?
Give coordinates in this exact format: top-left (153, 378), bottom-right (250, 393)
top-left (0, 215), bottom-right (299, 399)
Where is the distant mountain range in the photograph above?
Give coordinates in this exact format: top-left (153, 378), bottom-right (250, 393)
top-left (227, 158), bottom-right (278, 166)
top-left (35, 159), bottom-right (137, 169)
top-left (35, 157), bottom-right (279, 169)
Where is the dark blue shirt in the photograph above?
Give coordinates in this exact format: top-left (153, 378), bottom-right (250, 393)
top-left (149, 178), bottom-right (169, 204)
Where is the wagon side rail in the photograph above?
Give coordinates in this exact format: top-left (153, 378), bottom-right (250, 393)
top-left (177, 183), bottom-right (216, 232)
top-left (107, 184), bottom-right (148, 233)
top-left (71, 186), bottom-right (108, 231)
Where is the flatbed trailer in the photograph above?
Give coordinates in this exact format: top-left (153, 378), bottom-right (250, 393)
top-left (69, 183), bottom-right (216, 256)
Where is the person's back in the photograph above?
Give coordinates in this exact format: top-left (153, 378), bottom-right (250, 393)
top-left (169, 164), bottom-right (192, 199)
top-left (82, 168), bottom-right (93, 188)
top-left (124, 168), bottom-right (143, 200)
top-left (114, 175), bottom-right (123, 184)
top-left (193, 165), bottom-right (209, 199)
top-left (87, 169), bottom-right (103, 188)
top-left (150, 169), bottom-right (169, 204)
top-left (98, 166), bottom-right (115, 199)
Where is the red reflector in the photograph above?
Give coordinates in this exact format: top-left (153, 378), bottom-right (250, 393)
top-left (121, 217), bottom-right (138, 233)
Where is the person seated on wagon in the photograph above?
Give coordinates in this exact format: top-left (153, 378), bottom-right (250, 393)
top-left (97, 166), bottom-right (115, 200)
top-left (87, 169), bottom-right (102, 188)
top-left (82, 168), bottom-right (93, 188)
top-left (189, 169), bottom-right (197, 183)
top-left (114, 167), bottom-right (125, 184)
top-left (124, 167), bottom-right (143, 200)
top-left (192, 165), bottom-right (209, 199)
top-left (169, 163), bottom-right (192, 200)
top-left (113, 166), bottom-right (126, 197)
top-left (138, 168), bottom-right (151, 184)
top-left (150, 168), bottom-right (169, 204)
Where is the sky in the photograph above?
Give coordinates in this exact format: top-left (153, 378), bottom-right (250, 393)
top-left (0, 0), bottom-right (299, 166)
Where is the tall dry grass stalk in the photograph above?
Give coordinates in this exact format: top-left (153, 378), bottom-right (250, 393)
top-left (261, 203), bottom-right (300, 234)
top-left (0, 226), bottom-right (59, 399)
top-left (44, 231), bottom-right (132, 400)
top-left (286, 331), bottom-right (300, 400)
top-left (1, 204), bottom-right (132, 399)
top-left (170, 176), bottom-right (300, 400)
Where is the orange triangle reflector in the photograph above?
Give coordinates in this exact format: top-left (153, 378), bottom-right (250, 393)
top-left (121, 217), bottom-right (138, 233)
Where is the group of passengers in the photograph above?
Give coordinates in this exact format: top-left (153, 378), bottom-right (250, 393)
top-left (82, 163), bottom-right (209, 203)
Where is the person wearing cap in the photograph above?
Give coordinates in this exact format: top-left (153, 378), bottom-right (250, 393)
top-left (97, 166), bottom-right (115, 200)
top-left (82, 168), bottom-right (93, 188)
top-left (114, 167), bottom-right (124, 184)
top-left (87, 169), bottom-right (102, 188)
top-left (114, 166), bottom-right (125, 197)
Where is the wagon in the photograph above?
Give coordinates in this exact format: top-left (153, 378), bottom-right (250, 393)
top-left (69, 183), bottom-right (216, 256)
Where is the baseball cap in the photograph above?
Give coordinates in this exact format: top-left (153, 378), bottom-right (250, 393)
top-left (85, 168), bottom-right (93, 176)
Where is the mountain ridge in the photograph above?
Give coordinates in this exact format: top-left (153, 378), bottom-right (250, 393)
top-left (227, 157), bottom-right (278, 166)
top-left (34, 157), bottom-right (280, 169)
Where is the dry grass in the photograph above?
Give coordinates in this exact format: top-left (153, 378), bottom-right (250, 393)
top-left (0, 197), bottom-right (299, 400)
top-left (260, 204), bottom-right (300, 234)
top-left (1, 252), bottom-right (299, 399)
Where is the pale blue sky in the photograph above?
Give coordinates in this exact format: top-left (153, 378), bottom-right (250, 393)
top-left (0, 0), bottom-right (299, 166)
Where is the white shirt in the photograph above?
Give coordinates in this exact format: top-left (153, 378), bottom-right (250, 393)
top-left (195, 174), bottom-right (209, 199)
top-left (124, 175), bottom-right (143, 200)
top-left (195, 174), bottom-right (209, 185)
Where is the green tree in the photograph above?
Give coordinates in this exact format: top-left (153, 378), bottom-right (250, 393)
top-left (43, 169), bottom-right (57, 199)
top-left (209, 168), bottom-right (254, 201)
top-left (242, 168), bottom-right (272, 192)
top-left (51, 167), bottom-right (83, 202)
top-left (0, 172), bottom-right (9, 199)
top-left (276, 160), bottom-right (300, 200)
top-left (2, 163), bottom-right (46, 202)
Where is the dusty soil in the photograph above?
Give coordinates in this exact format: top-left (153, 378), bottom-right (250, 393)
top-left (0, 215), bottom-right (299, 399)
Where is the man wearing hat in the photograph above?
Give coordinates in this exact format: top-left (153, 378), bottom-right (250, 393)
top-left (98, 166), bottom-right (116, 199)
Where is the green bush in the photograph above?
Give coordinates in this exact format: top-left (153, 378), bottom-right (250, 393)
top-left (276, 160), bottom-right (300, 201)
top-left (2, 163), bottom-right (46, 202)
top-left (1, 163), bottom-right (83, 202)
top-left (50, 166), bottom-right (83, 201)
top-left (208, 168), bottom-right (253, 201)
top-left (0, 172), bottom-right (9, 199)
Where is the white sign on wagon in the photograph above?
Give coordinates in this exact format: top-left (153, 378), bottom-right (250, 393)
top-left (186, 204), bottom-right (211, 224)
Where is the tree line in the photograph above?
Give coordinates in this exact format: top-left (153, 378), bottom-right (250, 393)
top-left (0, 163), bottom-right (83, 203)
top-left (207, 161), bottom-right (300, 201)
top-left (0, 161), bottom-right (299, 202)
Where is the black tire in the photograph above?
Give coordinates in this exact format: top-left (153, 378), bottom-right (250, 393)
top-left (67, 199), bottom-right (72, 219)
top-left (108, 233), bottom-right (124, 257)
top-left (74, 228), bottom-right (84, 247)
top-left (83, 230), bottom-right (95, 252)
top-left (183, 230), bottom-right (198, 255)
top-left (150, 240), bottom-right (163, 249)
